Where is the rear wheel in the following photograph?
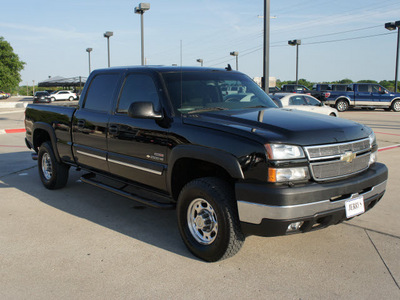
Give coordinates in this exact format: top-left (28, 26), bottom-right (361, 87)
top-left (391, 100), bottom-right (400, 112)
top-left (335, 99), bottom-right (349, 112)
top-left (38, 142), bottom-right (69, 189)
top-left (177, 177), bottom-right (244, 262)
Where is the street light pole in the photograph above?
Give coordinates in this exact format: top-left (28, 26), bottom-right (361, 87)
top-left (103, 31), bottom-right (113, 68)
top-left (86, 48), bottom-right (93, 74)
top-left (385, 21), bottom-right (400, 92)
top-left (196, 59), bottom-right (203, 67)
top-left (135, 3), bottom-right (150, 66)
top-left (288, 39), bottom-right (301, 85)
top-left (263, 0), bottom-right (270, 93)
top-left (230, 51), bottom-right (239, 70)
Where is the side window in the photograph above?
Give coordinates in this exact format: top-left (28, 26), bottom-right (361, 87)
top-left (83, 74), bottom-right (120, 112)
top-left (358, 85), bottom-right (369, 93)
top-left (305, 96), bottom-right (320, 106)
top-left (117, 74), bottom-right (160, 113)
top-left (289, 96), bottom-right (306, 106)
top-left (371, 85), bottom-right (381, 93)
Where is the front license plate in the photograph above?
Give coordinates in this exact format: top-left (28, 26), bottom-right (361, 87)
top-left (345, 195), bottom-right (365, 218)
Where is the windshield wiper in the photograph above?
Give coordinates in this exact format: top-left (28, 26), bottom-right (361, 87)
top-left (188, 107), bottom-right (228, 114)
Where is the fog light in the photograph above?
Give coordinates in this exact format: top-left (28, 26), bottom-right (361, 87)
top-left (287, 221), bottom-right (304, 232)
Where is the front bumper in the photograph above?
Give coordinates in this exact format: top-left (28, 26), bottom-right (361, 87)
top-left (236, 162), bottom-right (388, 236)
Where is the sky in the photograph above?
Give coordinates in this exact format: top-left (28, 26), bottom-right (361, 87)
top-left (1, 0), bottom-right (400, 86)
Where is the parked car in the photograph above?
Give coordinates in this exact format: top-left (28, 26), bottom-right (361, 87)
top-left (33, 91), bottom-right (51, 103)
top-left (271, 93), bottom-right (338, 116)
top-left (0, 91), bottom-right (10, 99)
top-left (49, 90), bottom-right (77, 101)
top-left (324, 83), bottom-right (400, 112)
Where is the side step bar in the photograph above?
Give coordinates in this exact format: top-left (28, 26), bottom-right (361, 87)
top-left (80, 173), bottom-right (175, 210)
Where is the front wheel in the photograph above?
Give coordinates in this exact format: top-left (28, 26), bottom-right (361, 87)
top-left (391, 100), bottom-right (400, 112)
top-left (177, 177), bottom-right (245, 262)
top-left (38, 142), bottom-right (69, 189)
top-left (68, 96), bottom-right (74, 101)
top-left (335, 99), bottom-right (349, 112)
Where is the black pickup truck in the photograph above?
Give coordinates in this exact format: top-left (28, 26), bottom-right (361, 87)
top-left (25, 66), bottom-right (388, 262)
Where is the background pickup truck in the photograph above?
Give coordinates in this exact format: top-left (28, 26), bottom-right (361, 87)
top-left (324, 83), bottom-right (400, 112)
top-left (25, 66), bottom-right (388, 262)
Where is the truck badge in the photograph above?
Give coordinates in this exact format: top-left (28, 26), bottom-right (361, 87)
top-left (341, 151), bottom-right (356, 163)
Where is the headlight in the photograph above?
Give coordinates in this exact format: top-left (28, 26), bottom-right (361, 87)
top-left (368, 132), bottom-right (376, 148)
top-left (369, 150), bottom-right (377, 166)
top-left (268, 167), bottom-right (310, 182)
top-left (265, 144), bottom-right (305, 160)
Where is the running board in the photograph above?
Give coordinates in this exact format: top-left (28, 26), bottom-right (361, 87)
top-left (80, 173), bottom-right (175, 210)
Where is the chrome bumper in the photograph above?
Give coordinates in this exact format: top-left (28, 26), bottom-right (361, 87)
top-left (237, 180), bottom-right (387, 224)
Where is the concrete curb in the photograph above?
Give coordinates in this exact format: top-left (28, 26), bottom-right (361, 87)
top-left (0, 102), bottom-right (28, 109)
top-left (0, 128), bottom-right (26, 134)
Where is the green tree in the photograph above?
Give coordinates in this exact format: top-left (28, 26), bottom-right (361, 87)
top-left (0, 37), bottom-right (25, 92)
top-left (357, 79), bottom-right (378, 84)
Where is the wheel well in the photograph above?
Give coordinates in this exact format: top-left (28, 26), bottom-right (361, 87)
top-left (33, 129), bottom-right (51, 151)
top-left (171, 158), bottom-right (233, 201)
top-left (336, 98), bottom-right (349, 105)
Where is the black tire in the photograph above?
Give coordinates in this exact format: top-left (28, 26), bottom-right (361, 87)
top-left (51, 97), bottom-right (55, 102)
top-left (329, 113), bottom-right (337, 117)
top-left (391, 100), bottom-right (400, 112)
top-left (68, 96), bottom-right (74, 101)
top-left (335, 99), bottom-right (349, 112)
top-left (38, 142), bottom-right (69, 189)
top-left (177, 177), bottom-right (245, 262)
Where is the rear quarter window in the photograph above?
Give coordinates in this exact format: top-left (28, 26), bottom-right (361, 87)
top-left (83, 74), bottom-right (120, 112)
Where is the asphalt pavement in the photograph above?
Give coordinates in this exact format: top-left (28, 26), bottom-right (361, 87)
top-left (0, 99), bottom-right (399, 299)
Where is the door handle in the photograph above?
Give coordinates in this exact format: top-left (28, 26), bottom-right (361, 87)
top-left (77, 119), bottom-right (85, 128)
top-left (109, 124), bottom-right (119, 135)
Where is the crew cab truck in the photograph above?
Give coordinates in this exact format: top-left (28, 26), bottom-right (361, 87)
top-left (325, 83), bottom-right (400, 112)
top-left (25, 66), bottom-right (388, 262)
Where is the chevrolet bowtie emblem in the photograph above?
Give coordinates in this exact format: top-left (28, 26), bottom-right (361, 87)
top-left (341, 151), bottom-right (356, 163)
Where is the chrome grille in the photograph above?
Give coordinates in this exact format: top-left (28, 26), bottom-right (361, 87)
top-left (304, 138), bottom-right (372, 181)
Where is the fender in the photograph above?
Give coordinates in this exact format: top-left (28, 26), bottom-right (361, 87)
top-left (390, 97), bottom-right (400, 105)
top-left (167, 145), bottom-right (244, 193)
top-left (32, 122), bottom-right (62, 163)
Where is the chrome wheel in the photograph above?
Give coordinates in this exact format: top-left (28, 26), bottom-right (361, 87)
top-left (336, 100), bottom-right (348, 112)
top-left (187, 198), bottom-right (218, 245)
top-left (41, 152), bottom-right (53, 180)
top-left (392, 100), bottom-right (400, 112)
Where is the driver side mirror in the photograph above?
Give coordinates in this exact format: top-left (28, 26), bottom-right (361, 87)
top-left (128, 101), bottom-right (163, 119)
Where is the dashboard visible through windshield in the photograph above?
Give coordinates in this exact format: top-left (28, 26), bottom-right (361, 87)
top-left (161, 71), bottom-right (277, 114)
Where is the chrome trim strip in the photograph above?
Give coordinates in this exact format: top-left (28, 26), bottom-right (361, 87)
top-left (237, 180), bottom-right (386, 224)
top-left (76, 150), bottom-right (107, 161)
top-left (108, 158), bottom-right (162, 175)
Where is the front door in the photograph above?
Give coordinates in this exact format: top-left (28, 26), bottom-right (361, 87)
top-left (107, 72), bottom-right (169, 192)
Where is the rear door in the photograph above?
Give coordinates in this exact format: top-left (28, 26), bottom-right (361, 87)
top-left (354, 84), bottom-right (371, 106)
top-left (72, 72), bottom-right (121, 172)
top-left (107, 72), bottom-right (169, 191)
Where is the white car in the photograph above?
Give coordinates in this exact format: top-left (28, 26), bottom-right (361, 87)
top-left (49, 90), bottom-right (77, 101)
top-left (271, 93), bottom-right (338, 117)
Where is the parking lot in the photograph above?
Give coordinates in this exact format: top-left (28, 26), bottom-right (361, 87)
top-left (0, 101), bottom-right (399, 299)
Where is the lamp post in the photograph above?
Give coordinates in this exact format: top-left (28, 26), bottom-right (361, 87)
top-left (196, 58), bottom-right (203, 67)
top-left (135, 3), bottom-right (150, 66)
top-left (86, 48), bottom-right (93, 74)
top-left (288, 39), bottom-right (301, 85)
top-left (385, 21), bottom-right (400, 92)
top-left (103, 31), bottom-right (113, 68)
top-left (263, 0), bottom-right (270, 93)
top-left (230, 51), bottom-right (239, 70)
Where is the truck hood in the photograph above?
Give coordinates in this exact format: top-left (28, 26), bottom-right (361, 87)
top-left (183, 108), bottom-right (370, 146)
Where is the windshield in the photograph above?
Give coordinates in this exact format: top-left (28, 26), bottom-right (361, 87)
top-left (162, 71), bottom-right (277, 114)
